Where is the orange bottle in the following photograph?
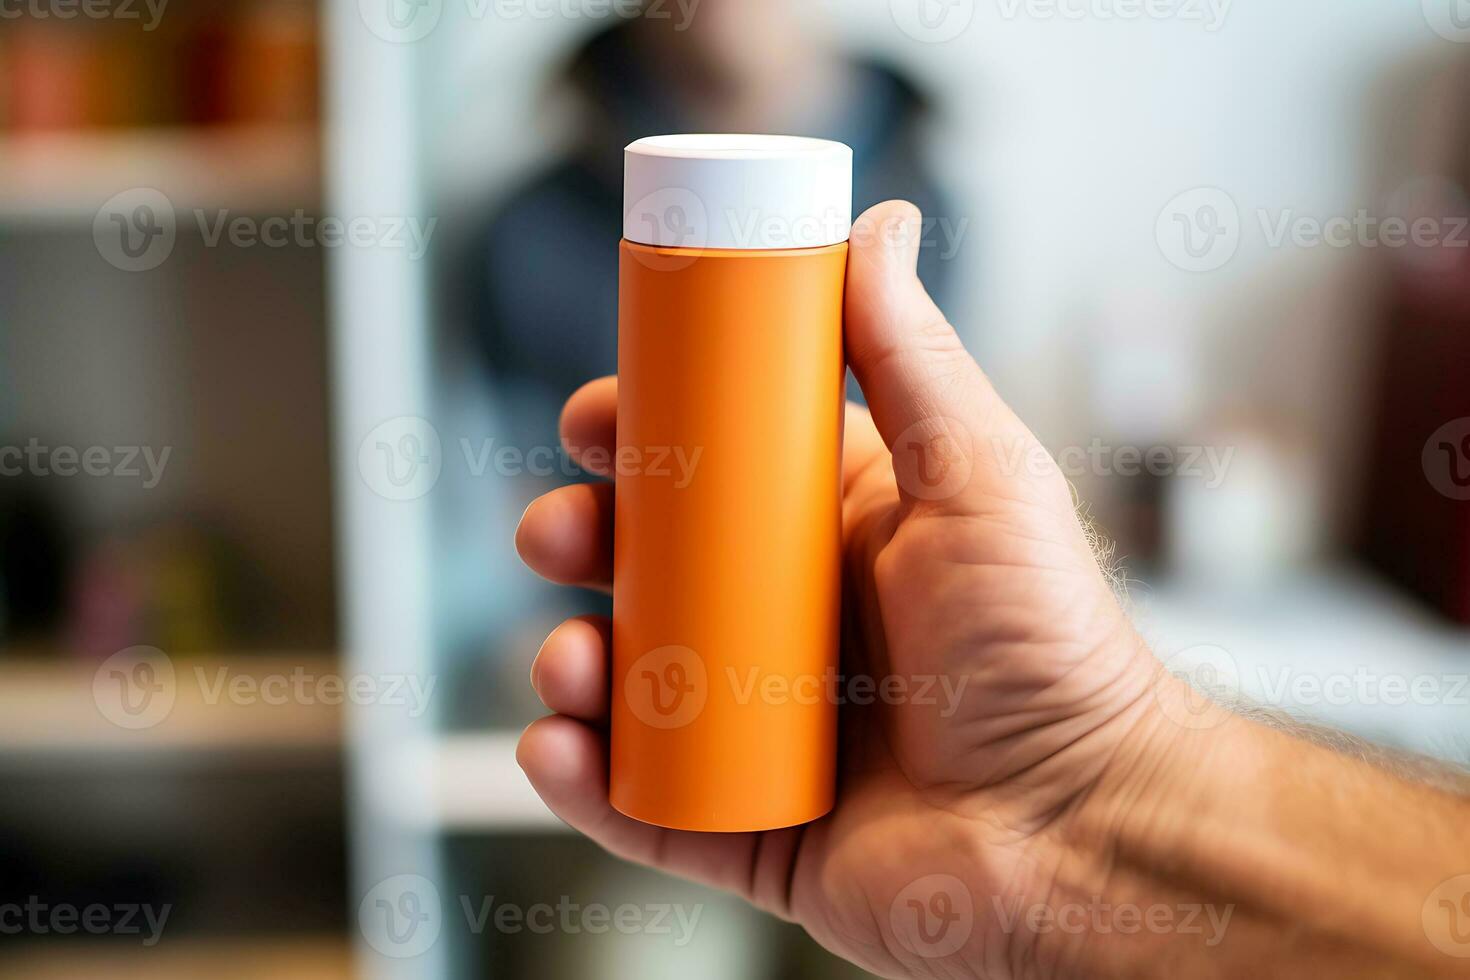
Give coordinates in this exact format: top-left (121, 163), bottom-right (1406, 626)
top-left (612, 135), bottom-right (852, 832)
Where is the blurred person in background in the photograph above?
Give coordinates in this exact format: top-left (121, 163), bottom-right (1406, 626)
top-left (460, 0), bottom-right (955, 451)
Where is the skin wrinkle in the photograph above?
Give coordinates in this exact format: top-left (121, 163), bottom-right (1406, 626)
top-left (781, 821), bottom-right (809, 920)
top-left (746, 824), bottom-right (769, 906)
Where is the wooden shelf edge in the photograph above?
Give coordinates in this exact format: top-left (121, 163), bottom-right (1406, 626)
top-left (0, 124), bottom-right (321, 222)
top-left (0, 652), bottom-right (343, 758)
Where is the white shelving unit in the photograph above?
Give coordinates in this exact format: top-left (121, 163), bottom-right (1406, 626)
top-left (324, 2), bottom-right (450, 977)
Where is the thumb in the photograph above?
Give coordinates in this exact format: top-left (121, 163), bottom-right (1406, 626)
top-left (844, 201), bottom-right (1042, 507)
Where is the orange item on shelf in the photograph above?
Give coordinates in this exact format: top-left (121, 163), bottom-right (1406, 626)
top-left (226, 1), bottom-right (319, 124)
top-left (4, 26), bottom-right (101, 130)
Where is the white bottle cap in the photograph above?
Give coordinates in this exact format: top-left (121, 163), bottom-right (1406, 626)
top-left (623, 134), bottom-right (853, 251)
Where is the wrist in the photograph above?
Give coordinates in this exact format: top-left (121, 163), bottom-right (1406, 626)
top-left (1023, 669), bottom-right (1257, 979)
top-left (1039, 666), bottom-right (1470, 978)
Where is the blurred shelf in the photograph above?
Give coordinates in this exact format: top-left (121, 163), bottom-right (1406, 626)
top-left (0, 936), bottom-right (351, 980)
top-left (0, 124), bottom-right (321, 223)
top-left (0, 652), bottom-right (341, 765)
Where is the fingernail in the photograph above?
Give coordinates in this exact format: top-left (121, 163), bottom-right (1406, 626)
top-left (529, 650), bottom-right (544, 698)
top-left (513, 500), bottom-right (536, 566)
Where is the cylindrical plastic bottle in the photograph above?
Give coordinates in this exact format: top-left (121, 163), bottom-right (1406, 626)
top-left (612, 134), bottom-right (851, 832)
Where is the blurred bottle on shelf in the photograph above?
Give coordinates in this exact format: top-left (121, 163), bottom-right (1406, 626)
top-left (225, 0), bottom-right (318, 125)
top-left (69, 523), bottom-right (241, 660)
top-left (3, 24), bottom-right (100, 130)
top-left (1, 0), bottom-right (318, 133)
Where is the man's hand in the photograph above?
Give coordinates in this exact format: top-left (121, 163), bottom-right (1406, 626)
top-left (513, 202), bottom-right (1470, 978)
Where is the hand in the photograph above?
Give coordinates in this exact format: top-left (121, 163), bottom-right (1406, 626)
top-left (514, 200), bottom-right (1163, 978)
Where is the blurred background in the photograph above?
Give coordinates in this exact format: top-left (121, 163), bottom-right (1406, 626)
top-left (1, 0), bottom-right (1468, 976)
